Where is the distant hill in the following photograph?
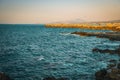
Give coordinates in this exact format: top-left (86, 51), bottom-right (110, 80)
top-left (48, 19), bottom-right (120, 24)
top-left (51, 19), bottom-right (86, 24)
top-left (92, 20), bottom-right (120, 23)
top-left (108, 20), bottom-right (120, 23)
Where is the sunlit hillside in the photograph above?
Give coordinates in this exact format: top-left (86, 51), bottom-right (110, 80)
top-left (45, 23), bottom-right (120, 31)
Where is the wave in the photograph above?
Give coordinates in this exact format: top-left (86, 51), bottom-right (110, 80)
top-left (37, 56), bottom-right (44, 61)
top-left (59, 32), bottom-right (71, 36)
top-left (60, 32), bottom-right (80, 37)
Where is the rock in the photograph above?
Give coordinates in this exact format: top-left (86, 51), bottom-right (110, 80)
top-left (43, 77), bottom-right (69, 80)
top-left (107, 64), bottom-right (116, 69)
top-left (111, 68), bottom-right (120, 74)
top-left (92, 48), bottom-right (115, 54)
top-left (57, 78), bottom-right (69, 80)
top-left (43, 77), bottom-right (56, 80)
top-left (109, 60), bottom-right (117, 63)
top-left (71, 32), bottom-right (91, 36)
top-left (71, 31), bottom-right (120, 41)
top-left (117, 63), bottom-right (120, 69)
top-left (105, 73), bottom-right (120, 80)
top-left (92, 48), bottom-right (120, 55)
top-left (95, 69), bottom-right (107, 80)
top-left (0, 72), bottom-right (12, 80)
top-left (95, 68), bottom-right (120, 80)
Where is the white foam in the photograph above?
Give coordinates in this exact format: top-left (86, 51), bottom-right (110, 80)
top-left (71, 34), bottom-right (80, 37)
top-left (60, 32), bottom-right (80, 37)
top-left (37, 56), bottom-right (44, 61)
top-left (60, 32), bottom-right (71, 35)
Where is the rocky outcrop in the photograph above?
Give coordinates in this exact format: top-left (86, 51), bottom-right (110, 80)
top-left (95, 63), bottom-right (120, 80)
top-left (71, 32), bottom-right (120, 41)
top-left (43, 77), bottom-right (69, 80)
top-left (43, 77), bottom-right (56, 80)
top-left (0, 72), bottom-right (12, 80)
top-left (95, 69), bottom-right (107, 80)
top-left (72, 31), bottom-right (120, 80)
top-left (95, 69), bottom-right (120, 80)
top-left (92, 47), bottom-right (120, 55)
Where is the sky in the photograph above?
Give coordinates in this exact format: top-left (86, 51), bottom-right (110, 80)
top-left (0, 0), bottom-right (120, 24)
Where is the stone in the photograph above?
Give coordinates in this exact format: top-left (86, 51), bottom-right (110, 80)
top-left (92, 48), bottom-right (114, 54)
top-left (93, 47), bottom-right (120, 55)
top-left (43, 77), bottom-right (69, 80)
top-left (0, 72), bottom-right (12, 80)
top-left (95, 68), bottom-right (120, 80)
top-left (71, 31), bottom-right (120, 41)
top-left (43, 77), bottom-right (56, 80)
top-left (117, 63), bottom-right (120, 69)
top-left (95, 69), bottom-right (107, 80)
top-left (107, 64), bottom-right (116, 69)
top-left (57, 78), bottom-right (69, 80)
top-left (111, 68), bottom-right (120, 74)
top-left (109, 60), bottom-right (117, 63)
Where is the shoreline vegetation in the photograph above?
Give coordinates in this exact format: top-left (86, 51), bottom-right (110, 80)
top-left (45, 23), bottom-right (120, 80)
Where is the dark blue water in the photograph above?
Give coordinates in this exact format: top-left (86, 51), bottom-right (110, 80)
top-left (0, 24), bottom-right (120, 80)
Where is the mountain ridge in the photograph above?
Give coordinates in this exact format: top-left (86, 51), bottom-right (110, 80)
top-left (48, 19), bottom-right (120, 24)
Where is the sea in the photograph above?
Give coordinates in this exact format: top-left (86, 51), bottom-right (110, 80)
top-left (0, 24), bottom-right (120, 80)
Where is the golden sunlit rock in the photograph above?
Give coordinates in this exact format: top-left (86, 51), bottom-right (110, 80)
top-left (45, 23), bottom-right (120, 31)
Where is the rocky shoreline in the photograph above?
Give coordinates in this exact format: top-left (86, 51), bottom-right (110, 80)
top-left (95, 61), bottom-right (120, 80)
top-left (71, 32), bottom-right (120, 41)
top-left (71, 31), bottom-right (120, 80)
top-left (71, 31), bottom-right (120, 55)
top-left (0, 72), bottom-right (12, 80)
top-left (42, 31), bottom-right (120, 80)
top-left (93, 47), bottom-right (120, 55)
